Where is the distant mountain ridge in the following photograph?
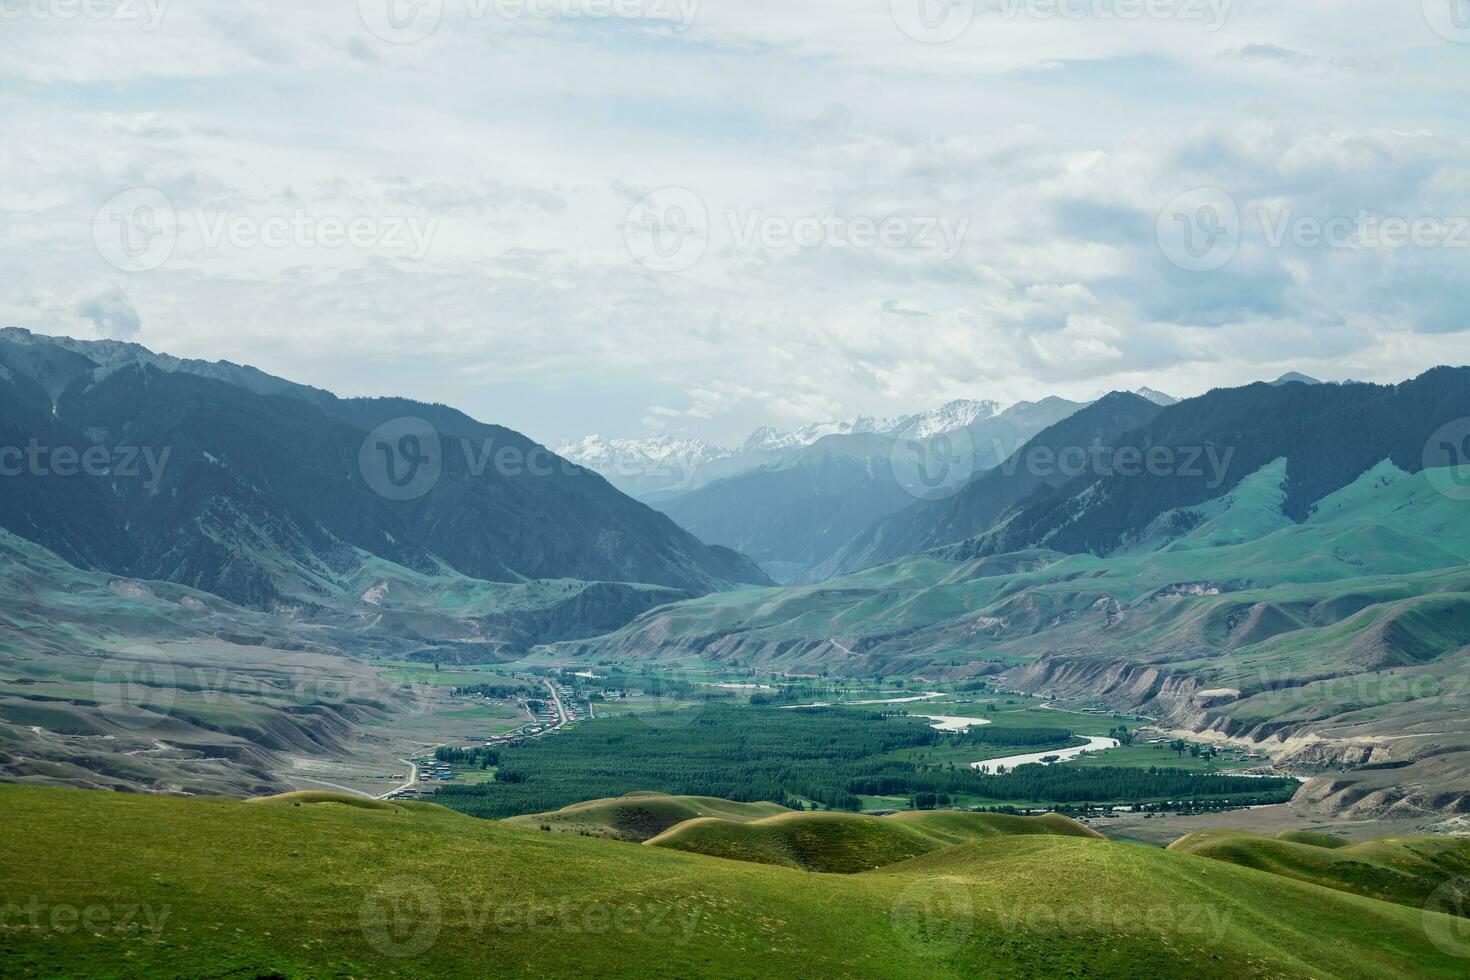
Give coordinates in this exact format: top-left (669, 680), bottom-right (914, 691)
top-left (0, 329), bottom-right (770, 617)
top-left (647, 398), bottom-right (1088, 582)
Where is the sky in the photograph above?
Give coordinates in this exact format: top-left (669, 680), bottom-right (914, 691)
top-left (3, 0), bottom-right (1469, 448)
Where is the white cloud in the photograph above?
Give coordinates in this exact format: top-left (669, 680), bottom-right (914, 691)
top-left (1, 2), bottom-right (1466, 446)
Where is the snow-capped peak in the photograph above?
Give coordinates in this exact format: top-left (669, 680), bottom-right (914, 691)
top-left (1134, 387), bottom-right (1179, 406)
top-left (557, 434), bottom-right (732, 471)
top-left (887, 399), bottom-right (1002, 440)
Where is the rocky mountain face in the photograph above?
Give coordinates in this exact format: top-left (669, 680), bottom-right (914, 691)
top-left (647, 398), bottom-right (1086, 582)
top-left (815, 392), bottom-right (1165, 578)
top-left (559, 399), bottom-right (1030, 499)
top-left (0, 329), bottom-right (770, 614)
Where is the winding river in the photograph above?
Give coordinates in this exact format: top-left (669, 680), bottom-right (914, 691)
top-left (970, 736), bottom-right (1122, 774)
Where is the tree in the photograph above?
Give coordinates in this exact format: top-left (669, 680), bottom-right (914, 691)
top-left (1171, 739), bottom-right (1187, 758)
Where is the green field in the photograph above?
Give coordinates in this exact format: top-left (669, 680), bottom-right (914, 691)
top-left (1170, 829), bottom-right (1470, 912)
top-left (645, 807), bottom-right (1103, 873)
top-left (1, 785), bottom-right (1466, 978)
top-left (428, 703), bottom-right (1297, 819)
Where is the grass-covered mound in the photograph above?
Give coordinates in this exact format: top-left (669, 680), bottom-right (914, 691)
top-left (1274, 829), bottom-right (1352, 849)
top-left (244, 791), bottom-right (414, 812)
top-left (504, 792), bottom-right (790, 841)
top-left (1169, 828), bottom-right (1470, 912)
top-left (647, 809), bottom-right (1098, 873)
top-left (2, 785), bottom-right (1468, 978)
top-left (886, 808), bottom-right (1104, 845)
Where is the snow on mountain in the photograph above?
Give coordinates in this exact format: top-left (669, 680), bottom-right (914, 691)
top-left (887, 399), bottom-right (1002, 440)
top-left (561, 396), bottom-right (1078, 496)
top-left (1134, 387), bottom-right (1179, 406)
top-left (741, 415), bottom-right (898, 453)
top-left (557, 435), bottom-right (734, 483)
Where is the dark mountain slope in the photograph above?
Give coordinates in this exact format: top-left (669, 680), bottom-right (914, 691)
top-left (655, 434), bottom-right (916, 582)
top-left (0, 331), bottom-right (769, 609)
top-left (817, 392), bottom-right (1163, 578)
top-left (655, 398), bottom-right (1084, 583)
top-left (964, 369), bottom-right (1470, 558)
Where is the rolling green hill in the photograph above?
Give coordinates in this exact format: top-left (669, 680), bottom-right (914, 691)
top-left (2, 786), bottom-right (1467, 978)
top-left (505, 792), bottom-right (791, 841)
top-left (1169, 829), bottom-right (1470, 912)
top-left (644, 809), bottom-right (1102, 873)
top-left (553, 460), bottom-right (1470, 818)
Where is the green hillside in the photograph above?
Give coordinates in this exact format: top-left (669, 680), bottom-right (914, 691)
top-left (505, 792), bottom-right (790, 841)
top-left (551, 462), bottom-right (1470, 817)
top-left (645, 809), bottom-right (1102, 873)
top-left (2, 786), bottom-right (1466, 978)
top-left (1169, 829), bottom-right (1470, 912)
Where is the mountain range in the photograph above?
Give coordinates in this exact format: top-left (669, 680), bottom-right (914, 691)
top-left (553, 367), bottom-right (1470, 817)
top-left (0, 327), bottom-right (768, 635)
top-left (558, 389), bottom-right (1177, 501)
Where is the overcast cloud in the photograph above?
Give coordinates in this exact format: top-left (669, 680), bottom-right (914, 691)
top-left (2, 1), bottom-right (1468, 445)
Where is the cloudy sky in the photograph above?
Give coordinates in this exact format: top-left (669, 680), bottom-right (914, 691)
top-left (4, 1), bottom-right (1469, 447)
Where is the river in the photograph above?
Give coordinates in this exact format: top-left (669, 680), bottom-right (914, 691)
top-left (970, 735), bottom-right (1121, 774)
